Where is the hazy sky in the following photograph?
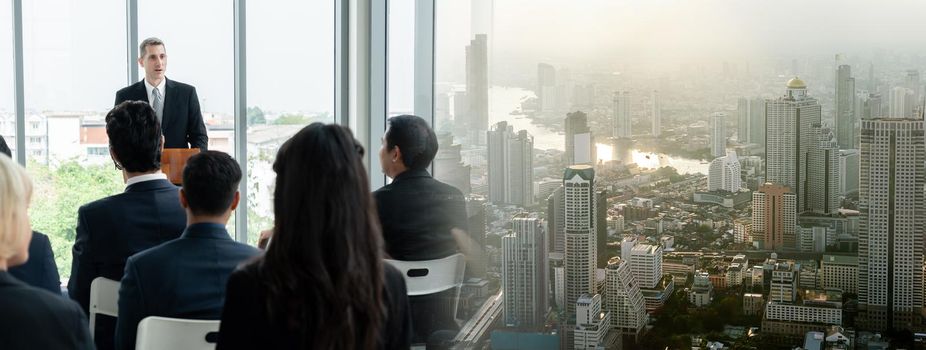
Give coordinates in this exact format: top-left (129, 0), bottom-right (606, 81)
top-left (5, 0), bottom-right (926, 115)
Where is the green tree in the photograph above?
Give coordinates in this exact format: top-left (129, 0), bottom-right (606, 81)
top-left (247, 106), bottom-right (266, 126)
top-left (29, 161), bottom-right (124, 278)
top-left (273, 114), bottom-right (311, 125)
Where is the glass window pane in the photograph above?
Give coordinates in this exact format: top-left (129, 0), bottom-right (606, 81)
top-left (0, 2), bottom-right (15, 161)
top-left (22, 0), bottom-right (127, 279)
top-left (246, 0), bottom-right (333, 244)
top-left (388, 0), bottom-right (415, 117)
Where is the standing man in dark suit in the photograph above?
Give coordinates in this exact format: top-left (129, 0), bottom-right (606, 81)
top-left (115, 151), bottom-right (258, 350)
top-left (115, 37), bottom-right (208, 150)
top-left (68, 101), bottom-right (187, 350)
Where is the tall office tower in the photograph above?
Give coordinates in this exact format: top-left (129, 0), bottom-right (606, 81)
top-left (651, 90), bottom-right (661, 137)
top-left (711, 112), bottom-right (727, 157)
top-left (806, 125), bottom-right (839, 214)
top-left (708, 151), bottom-right (742, 192)
top-left (737, 98), bottom-right (751, 143)
top-left (434, 133), bottom-right (472, 195)
top-left (547, 186), bottom-right (565, 253)
top-left (858, 118), bottom-right (925, 331)
top-left (487, 121), bottom-right (534, 206)
top-left (605, 257), bottom-right (647, 338)
top-left (749, 98), bottom-right (767, 147)
top-left (766, 77), bottom-right (822, 212)
top-left (595, 190), bottom-right (608, 268)
top-left (889, 87), bottom-right (914, 118)
top-left (838, 149), bottom-right (859, 195)
top-left (551, 253), bottom-right (566, 310)
top-left (465, 34), bottom-right (488, 138)
top-left (862, 93), bottom-right (882, 120)
top-left (905, 69), bottom-right (921, 105)
top-left (502, 214), bottom-right (548, 328)
top-left (753, 183), bottom-right (797, 250)
top-left (630, 244), bottom-right (663, 290)
top-left (835, 65), bottom-right (857, 149)
top-left (564, 165), bottom-right (597, 316)
top-left (868, 62), bottom-right (875, 92)
top-left (538, 63), bottom-right (556, 113)
top-left (612, 91), bottom-right (632, 138)
top-left (574, 294), bottom-right (611, 349)
top-left (564, 111), bottom-right (595, 166)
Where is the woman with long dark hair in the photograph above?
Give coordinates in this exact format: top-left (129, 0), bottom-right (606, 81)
top-left (217, 123), bottom-right (412, 349)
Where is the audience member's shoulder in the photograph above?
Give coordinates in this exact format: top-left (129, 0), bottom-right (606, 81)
top-left (431, 178), bottom-right (465, 197)
top-left (76, 194), bottom-right (121, 215)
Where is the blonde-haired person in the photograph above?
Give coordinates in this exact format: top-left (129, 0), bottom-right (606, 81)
top-left (0, 156), bottom-right (93, 349)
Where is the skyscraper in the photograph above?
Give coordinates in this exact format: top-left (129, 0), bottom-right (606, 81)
top-left (605, 257), bottom-right (648, 338)
top-left (465, 34), bottom-right (488, 138)
top-left (612, 91), bottom-right (631, 139)
top-left (838, 149), bottom-right (859, 195)
top-left (737, 98), bottom-right (750, 143)
top-left (630, 244), bottom-right (663, 290)
top-left (766, 77), bottom-right (822, 212)
top-left (711, 112), bottom-right (727, 157)
top-left (564, 165), bottom-right (596, 316)
top-left (835, 65), bottom-right (857, 149)
top-left (889, 87), bottom-right (914, 118)
top-left (905, 69), bottom-right (921, 107)
top-left (547, 186), bottom-right (565, 253)
top-left (858, 118), bottom-right (925, 331)
top-left (651, 90), bottom-right (661, 137)
top-left (565, 111), bottom-right (595, 166)
top-left (502, 214), bottom-right (548, 328)
top-left (708, 150), bottom-right (742, 192)
top-left (749, 97), bottom-right (767, 148)
top-left (806, 125), bottom-right (839, 214)
top-left (538, 63), bottom-right (556, 113)
top-left (487, 121), bottom-right (534, 206)
top-left (753, 183), bottom-right (797, 250)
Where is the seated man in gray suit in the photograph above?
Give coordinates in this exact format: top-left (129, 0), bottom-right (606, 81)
top-left (114, 151), bottom-right (259, 350)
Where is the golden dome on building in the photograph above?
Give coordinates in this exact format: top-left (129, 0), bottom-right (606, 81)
top-left (787, 77), bottom-right (807, 89)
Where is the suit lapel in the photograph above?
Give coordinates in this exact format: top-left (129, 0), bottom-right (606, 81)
top-left (161, 78), bottom-right (176, 131)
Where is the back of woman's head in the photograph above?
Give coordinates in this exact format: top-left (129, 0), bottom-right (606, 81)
top-left (262, 123), bottom-right (384, 349)
top-left (0, 155), bottom-right (32, 265)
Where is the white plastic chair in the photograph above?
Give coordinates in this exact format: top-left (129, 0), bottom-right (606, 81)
top-left (89, 277), bottom-right (120, 339)
top-left (135, 316), bottom-right (220, 350)
top-left (385, 253), bottom-right (467, 320)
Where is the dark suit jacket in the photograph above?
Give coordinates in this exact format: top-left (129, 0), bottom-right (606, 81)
top-left (114, 78), bottom-right (208, 149)
top-left (373, 169), bottom-right (469, 261)
top-left (216, 263), bottom-right (412, 350)
top-left (8, 230), bottom-right (60, 295)
top-left (0, 271), bottom-right (94, 350)
top-left (68, 178), bottom-right (187, 350)
top-left (115, 223), bottom-right (259, 350)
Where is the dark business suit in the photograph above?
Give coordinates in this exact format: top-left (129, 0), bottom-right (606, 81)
top-left (68, 178), bottom-right (187, 350)
top-left (373, 169), bottom-right (469, 261)
top-left (217, 263), bottom-right (413, 350)
top-left (9, 230), bottom-right (60, 295)
top-left (115, 223), bottom-right (259, 350)
top-left (0, 271), bottom-right (94, 350)
top-left (373, 168), bottom-right (469, 341)
top-left (114, 78), bottom-right (208, 149)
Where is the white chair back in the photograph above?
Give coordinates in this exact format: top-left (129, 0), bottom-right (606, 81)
top-left (385, 253), bottom-right (467, 321)
top-left (88, 277), bottom-right (120, 339)
top-left (135, 316), bottom-right (220, 350)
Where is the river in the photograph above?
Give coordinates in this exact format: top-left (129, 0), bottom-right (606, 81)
top-left (488, 86), bottom-right (710, 175)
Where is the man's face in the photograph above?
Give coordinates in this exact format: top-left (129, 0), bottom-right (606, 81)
top-left (139, 44), bottom-right (167, 83)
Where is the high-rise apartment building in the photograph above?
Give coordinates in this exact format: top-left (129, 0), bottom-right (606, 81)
top-left (708, 150), bottom-right (741, 192)
top-left (502, 214), bottom-right (548, 328)
top-left (806, 125), bottom-right (839, 214)
top-left (487, 121), bottom-right (534, 206)
top-left (651, 90), bottom-right (661, 137)
top-left (835, 65), bottom-right (856, 149)
top-left (711, 112), bottom-right (727, 157)
top-left (564, 165), bottom-right (597, 316)
top-left (630, 244), bottom-right (663, 290)
top-left (753, 183), bottom-right (797, 250)
top-left (766, 77), bottom-right (822, 212)
top-left (565, 111), bottom-right (595, 166)
top-left (613, 91), bottom-right (631, 139)
top-left (574, 294), bottom-right (611, 349)
top-left (538, 63), bottom-right (556, 112)
top-left (464, 34), bottom-right (488, 139)
top-left (858, 118), bottom-right (925, 331)
top-left (605, 257), bottom-right (647, 338)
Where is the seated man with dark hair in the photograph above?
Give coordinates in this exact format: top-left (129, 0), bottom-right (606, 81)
top-left (68, 101), bottom-right (187, 350)
top-left (0, 135), bottom-right (61, 295)
top-left (374, 115), bottom-right (470, 342)
top-left (115, 150), bottom-right (258, 350)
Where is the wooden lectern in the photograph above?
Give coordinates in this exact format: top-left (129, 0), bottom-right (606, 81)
top-left (161, 148), bottom-right (200, 185)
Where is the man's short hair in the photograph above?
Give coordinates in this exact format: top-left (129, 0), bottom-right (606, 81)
top-left (106, 101), bottom-right (162, 172)
top-left (182, 151), bottom-right (241, 216)
top-left (385, 115), bottom-right (438, 171)
top-left (0, 135), bottom-right (11, 158)
top-left (139, 37), bottom-right (165, 57)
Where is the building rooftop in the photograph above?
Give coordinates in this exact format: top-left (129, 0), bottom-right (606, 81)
top-left (822, 254), bottom-right (857, 266)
